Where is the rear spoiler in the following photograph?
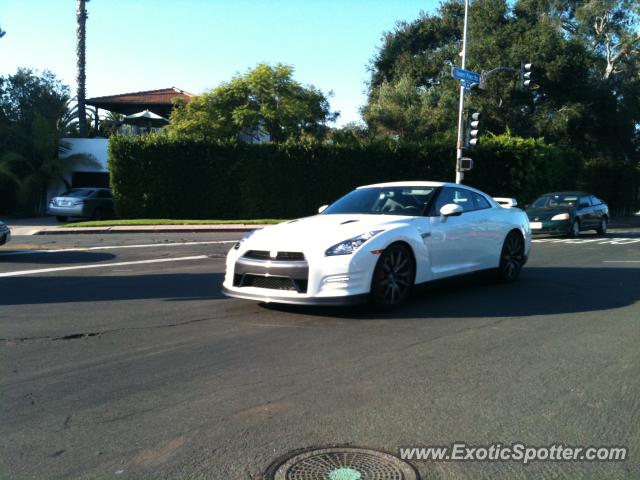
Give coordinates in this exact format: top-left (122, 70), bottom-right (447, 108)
top-left (493, 197), bottom-right (518, 208)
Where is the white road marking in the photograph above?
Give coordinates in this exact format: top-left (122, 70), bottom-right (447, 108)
top-left (0, 255), bottom-right (209, 278)
top-left (0, 240), bottom-right (237, 256)
top-left (603, 260), bottom-right (640, 263)
top-left (532, 238), bottom-right (640, 245)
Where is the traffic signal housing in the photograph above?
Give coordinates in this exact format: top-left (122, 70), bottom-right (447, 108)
top-left (520, 62), bottom-right (535, 90)
top-left (465, 110), bottom-right (481, 148)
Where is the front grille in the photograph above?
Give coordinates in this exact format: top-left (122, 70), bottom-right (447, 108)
top-left (243, 250), bottom-right (305, 261)
top-left (234, 274), bottom-right (308, 293)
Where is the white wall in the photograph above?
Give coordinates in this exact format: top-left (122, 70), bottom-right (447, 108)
top-left (61, 137), bottom-right (109, 172)
top-left (47, 138), bottom-right (110, 203)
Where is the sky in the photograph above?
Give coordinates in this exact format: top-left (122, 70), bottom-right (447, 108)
top-left (0, 0), bottom-right (440, 126)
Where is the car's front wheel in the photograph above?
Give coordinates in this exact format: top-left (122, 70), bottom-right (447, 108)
top-left (568, 219), bottom-right (580, 238)
top-left (596, 216), bottom-right (608, 235)
top-left (370, 243), bottom-right (415, 310)
top-left (497, 231), bottom-right (525, 283)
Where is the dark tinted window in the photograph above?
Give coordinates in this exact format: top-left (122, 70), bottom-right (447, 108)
top-left (434, 187), bottom-right (474, 213)
top-left (473, 192), bottom-right (491, 210)
top-left (323, 186), bottom-right (436, 216)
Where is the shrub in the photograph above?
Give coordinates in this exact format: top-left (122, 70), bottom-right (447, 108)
top-left (109, 133), bottom-right (635, 218)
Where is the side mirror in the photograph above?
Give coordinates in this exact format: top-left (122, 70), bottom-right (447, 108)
top-left (440, 203), bottom-right (464, 217)
top-left (579, 203), bottom-right (589, 209)
top-left (318, 204), bottom-right (328, 214)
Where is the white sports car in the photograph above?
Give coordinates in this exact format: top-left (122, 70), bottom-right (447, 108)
top-left (222, 181), bottom-right (531, 309)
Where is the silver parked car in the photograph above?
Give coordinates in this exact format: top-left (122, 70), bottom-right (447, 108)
top-left (0, 220), bottom-right (11, 245)
top-left (48, 188), bottom-right (114, 222)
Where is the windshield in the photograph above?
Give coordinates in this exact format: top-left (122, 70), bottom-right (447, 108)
top-left (532, 194), bottom-right (578, 208)
top-left (60, 189), bottom-right (96, 198)
top-left (323, 187), bottom-right (436, 216)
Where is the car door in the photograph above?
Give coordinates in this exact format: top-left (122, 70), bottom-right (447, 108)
top-left (578, 195), bottom-right (595, 227)
top-left (428, 187), bottom-right (484, 279)
top-left (590, 195), bottom-right (604, 224)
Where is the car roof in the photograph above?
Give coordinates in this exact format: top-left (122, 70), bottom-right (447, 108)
top-left (358, 181), bottom-right (452, 189)
top-left (539, 191), bottom-right (591, 196)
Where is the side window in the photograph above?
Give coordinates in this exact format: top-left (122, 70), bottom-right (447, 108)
top-left (451, 188), bottom-right (474, 212)
top-left (590, 195), bottom-right (600, 205)
top-left (434, 187), bottom-right (456, 214)
top-left (473, 192), bottom-right (491, 210)
top-left (580, 196), bottom-right (591, 208)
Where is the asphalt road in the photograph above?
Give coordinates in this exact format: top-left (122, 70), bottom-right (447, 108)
top-left (1, 230), bottom-right (639, 479)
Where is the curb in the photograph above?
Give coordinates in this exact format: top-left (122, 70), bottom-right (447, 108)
top-left (34, 226), bottom-right (263, 235)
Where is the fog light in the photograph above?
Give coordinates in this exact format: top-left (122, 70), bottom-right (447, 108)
top-left (324, 275), bottom-right (350, 284)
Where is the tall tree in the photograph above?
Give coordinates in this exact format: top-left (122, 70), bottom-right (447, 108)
top-left (365, 0), bottom-right (640, 159)
top-left (0, 69), bottom-right (91, 214)
top-left (76, 0), bottom-right (89, 137)
top-left (167, 64), bottom-right (338, 142)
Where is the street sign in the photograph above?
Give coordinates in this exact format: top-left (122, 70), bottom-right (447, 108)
top-left (451, 66), bottom-right (481, 84)
top-left (459, 157), bottom-right (474, 171)
top-left (459, 80), bottom-right (477, 89)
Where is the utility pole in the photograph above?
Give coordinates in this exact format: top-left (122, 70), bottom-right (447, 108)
top-left (455, 0), bottom-right (470, 184)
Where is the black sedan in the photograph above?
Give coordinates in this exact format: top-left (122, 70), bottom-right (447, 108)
top-left (525, 191), bottom-right (609, 237)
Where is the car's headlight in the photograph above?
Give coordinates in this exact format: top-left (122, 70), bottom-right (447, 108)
top-left (233, 230), bottom-right (257, 250)
top-left (325, 230), bottom-right (384, 256)
top-left (551, 213), bottom-right (570, 221)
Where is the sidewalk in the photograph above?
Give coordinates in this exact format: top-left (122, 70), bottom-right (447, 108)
top-left (5, 218), bottom-right (266, 235)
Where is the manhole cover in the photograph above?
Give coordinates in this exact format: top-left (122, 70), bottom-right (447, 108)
top-left (266, 447), bottom-right (419, 480)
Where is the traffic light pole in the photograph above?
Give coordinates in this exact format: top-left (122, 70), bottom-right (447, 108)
top-left (455, 0), bottom-right (469, 184)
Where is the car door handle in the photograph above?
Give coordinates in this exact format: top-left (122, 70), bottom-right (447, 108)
top-left (421, 232), bottom-right (431, 238)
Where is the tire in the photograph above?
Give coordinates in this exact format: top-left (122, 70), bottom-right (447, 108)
top-left (497, 231), bottom-right (525, 283)
top-left (93, 208), bottom-right (104, 221)
top-left (56, 216), bottom-right (68, 222)
top-left (596, 216), bottom-right (608, 235)
top-left (568, 219), bottom-right (580, 238)
top-left (370, 243), bottom-right (415, 310)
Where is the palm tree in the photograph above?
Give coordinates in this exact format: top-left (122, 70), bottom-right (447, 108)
top-left (76, 0), bottom-right (89, 137)
top-left (0, 95), bottom-right (95, 215)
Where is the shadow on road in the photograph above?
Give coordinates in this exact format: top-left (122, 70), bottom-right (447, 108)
top-left (0, 251), bottom-right (116, 265)
top-left (262, 267), bottom-right (640, 319)
top-left (0, 273), bottom-right (227, 305)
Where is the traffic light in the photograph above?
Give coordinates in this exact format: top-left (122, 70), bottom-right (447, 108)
top-left (465, 110), bottom-right (481, 148)
top-left (520, 62), bottom-right (535, 90)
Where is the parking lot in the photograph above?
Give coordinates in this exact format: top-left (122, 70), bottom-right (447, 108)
top-left (1, 229), bottom-right (639, 479)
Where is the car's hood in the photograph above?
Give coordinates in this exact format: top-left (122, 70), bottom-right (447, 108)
top-left (525, 207), bottom-right (574, 220)
top-left (243, 214), bottom-right (411, 252)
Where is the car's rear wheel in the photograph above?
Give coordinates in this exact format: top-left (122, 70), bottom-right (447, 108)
top-left (55, 216), bottom-right (68, 222)
top-left (497, 231), bottom-right (525, 283)
top-left (370, 243), bottom-right (415, 310)
top-left (93, 208), bottom-right (103, 220)
top-left (568, 219), bottom-right (580, 238)
top-left (596, 216), bottom-right (608, 235)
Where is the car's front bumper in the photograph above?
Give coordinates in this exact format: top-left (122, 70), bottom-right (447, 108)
top-left (221, 286), bottom-right (368, 305)
top-left (0, 228), bottom-right (10, 245)
top-left (48, 204), bottom-right (88, 217)
top-left (222, 246), bottom-right (379, 306)
top-left (529, 219), bottom-right (571, 235)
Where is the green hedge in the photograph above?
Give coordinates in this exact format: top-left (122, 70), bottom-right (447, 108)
top-left (108, 134), bottom-right (637, 219)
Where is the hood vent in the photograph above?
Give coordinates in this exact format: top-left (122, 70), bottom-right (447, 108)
top-left (340, 219), bottom-right (359, 225)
